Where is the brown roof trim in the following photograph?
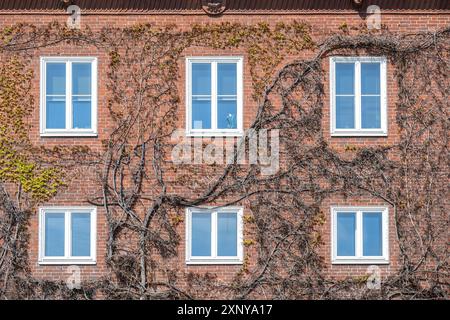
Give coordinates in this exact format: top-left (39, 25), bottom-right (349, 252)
top-left (0, 0), bottom-right (448, 12)
top-left (1, 9), bottom-right (449, 16)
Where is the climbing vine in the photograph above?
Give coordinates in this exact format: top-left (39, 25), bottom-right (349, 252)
top-left (0, 21), bottom-right (448, 299)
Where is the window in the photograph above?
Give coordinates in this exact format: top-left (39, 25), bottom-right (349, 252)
top-left (39, 207), bottom-right (97, 264)
top-left (330, 57), bottom-right (387, 136)
top-left (185, 207), bottom-right (243, 264)
top-left (331, 206), bottom-right (389, 264)
top-left (186, 57), bottom-right (243, 136)
top-left (40, 57), bottom-right (97, 136)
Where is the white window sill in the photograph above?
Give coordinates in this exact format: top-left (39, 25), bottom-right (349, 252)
top-left (40, 131), bottom-right (98, 138)
top-left (331, 130), bottom-right (387, 137)
top-left (39, 259), bottom-right (96, 265)
top-left (186, 259), bottom-right (243, 265)
top-left (186, 131), bottom-right (243, 138)
top-left (332, 259), bottom-right (389, 265)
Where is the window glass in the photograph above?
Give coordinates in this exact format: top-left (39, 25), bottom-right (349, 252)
top-left (72, 96), bottom-right (92, 129)
top-left (71, 212), bottom-right (91, 257)
top-left (217, 98), bottom-right (237, 129)
top-left (363, 212), bottom-right (383, 256)
top-left (192, 63), bottom-right (211, 96)
top-left (361, 96), bottom-right (381, 129)
top-left (337, 212), bottom-right (356, 256)
top-left (336, 96), bottom-right (355, 129)
top-left (192, 98), bottom-right (211, 129)
top-left (72, 63), bottom-right (91, 95)
top-left (361, 63), bottom-right (381, 129)
top-left (361, 63), bottom-right (380, 95)
top-left (218, 63), bottom-right (237, 95)
top-left (46, 63), bottom-right (66, 95)
top-left (45, 212), bottom-right (65, 257)
top-left (335, 63), bottom-right (354, 95)
top-left (335, 63), bottom-right (355, 129)
top-left (217, 212), bottom-right (237, 256)
top-left (191, 63), bottom-right (212, 130)
top-left (46, 96), bottom-right (66, 129)
top-left (191, 212), bottom-right (211, 256)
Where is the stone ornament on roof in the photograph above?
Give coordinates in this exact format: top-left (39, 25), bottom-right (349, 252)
top-left (202, 0), bottom-right (227, 15)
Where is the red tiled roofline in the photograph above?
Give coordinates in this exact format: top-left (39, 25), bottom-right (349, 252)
top-left (0, 0), bottom-right (448, 12)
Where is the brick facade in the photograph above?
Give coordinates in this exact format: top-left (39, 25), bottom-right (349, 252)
top-left (1, 3), bottom-right (449, 295)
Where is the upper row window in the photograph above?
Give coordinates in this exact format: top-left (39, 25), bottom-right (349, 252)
top-left (40, 57), bottom-right (97, 136)
top-left (39, 56), bottom-right (387, 138)
top-left (330, 57), bottom-right (387, 136)
top-left (186, 57), bottom-right (243, 136)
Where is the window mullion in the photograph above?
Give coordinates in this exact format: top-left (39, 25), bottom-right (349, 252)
top-left (211, 211), bottom-right (217, 258)
top-left (237, 209), bottom-right (243, 260)
top-left (237, 59), bottom-right (243, 132)
top-left (211, 61), bottom-right (218, 130)
top-left (382, 209), bottom-right (388, 259)
top-left (188, 61), bottom-right (192, 132)
top-left (65, 211), bottom-right (71, 259)
top-left (356, 211), bottom-right (363, 258)
top-left (186, 210), bottom-right (192, 260)
top-left (41, 211), bottom-right (45, 259)
top-left (331, 59), bottom-right (336, 132)
top-left (66, 61), bottom-right (72, 130)
top-left (187, 210), bottom-right (192, 259)
top-left (43, 62), bottom-right (47, 131)
top-left (381, 60), bottom-right (387, 133)
top-left (355, 61), bottom-right (361, 130)
top-left (91, 60), bottom-right (97, 133)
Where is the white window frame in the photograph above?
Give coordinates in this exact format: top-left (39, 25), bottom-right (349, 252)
top-left (186, 57), bottom-right (243, 137)
top-left (331, 206), bottom-right (389, 265)
top-left (40, 57), bottom-right (98, 137)
top-left (185, 207), bottom-right (243, 265)
top-left (38, 207), bottom-right (97, 265)
top-left (330, 57), bottom-right (387, 136)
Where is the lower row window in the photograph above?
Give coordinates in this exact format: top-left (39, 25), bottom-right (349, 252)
top-left (37, 206), bottom-right (388, 266)
top-left (185, 207), bottom-right (243, 264)
top-left (331, 206), bottom-right (389, 264)
top-left (39, 207), bottom-right (96, 265)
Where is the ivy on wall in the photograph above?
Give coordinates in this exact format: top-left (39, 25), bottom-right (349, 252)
top-left (0, 21), bottom-right (448, 299)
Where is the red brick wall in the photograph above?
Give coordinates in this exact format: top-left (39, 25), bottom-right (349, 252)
top-left (0, 10), bottom-right (448, 288)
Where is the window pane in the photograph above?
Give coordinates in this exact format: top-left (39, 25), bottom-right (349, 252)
top-left (192, 98), bottom-right (211, 129)
top-left (217, 212), bottom-right (237, 256)
top-left (218, 63), bottom-right (237, 95)
top-left (72, 96), bottom-right (92, 129)
top-left (191, 212), bottom-right (211, 256)
top-left (45, 212), bottom-right (65, 257)
top-left (46, 63), bottom-right (66, 95)
top-left (363, 212), bottom-right (383, 256)
top-left (71, 212), bottom-right (91, 257)
top-left (361, 63), bottom-right (380, 95)
top-left (46, 96), bottom-right (66, 129)
top-left (72, 63), bottom-right (92, 95)
top-left (336, 96), bottom-right (355, 129)
top-left (361, 96), bottom-right (381, 129)
top-left (337, 212), bottom-right (356, 256)
top-left (217, 98), bottom-right (237, 129)
top-left (192, 63), bottom-right (211, 95)
top-left (335, 63), bottom-right (354, 95)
